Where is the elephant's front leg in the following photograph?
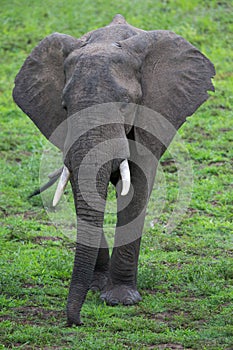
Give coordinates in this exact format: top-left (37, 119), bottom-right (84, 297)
top-left (101, 237), bottom-right (142, 305)
top-left (101, 159), bottom-right (157, 306)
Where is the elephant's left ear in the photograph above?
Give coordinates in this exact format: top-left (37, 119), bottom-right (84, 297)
top-left (123, 30), bottom-right (215, 156)
top-left (13, 33), bottom-right (81, 150)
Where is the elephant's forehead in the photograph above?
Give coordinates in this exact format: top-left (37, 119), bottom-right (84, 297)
top-left (65, 43), bottom-right (118, 64)
top-left (81, 25), bottom-right (139, 44)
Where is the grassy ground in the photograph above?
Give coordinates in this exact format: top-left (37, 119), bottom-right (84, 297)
top-left (0, 0), bottom-right (233, 349)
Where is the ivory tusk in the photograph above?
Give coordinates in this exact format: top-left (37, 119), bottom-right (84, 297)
top-left (120, 159), bottom-right (131, 196)
top-left (52, 165), bottom-right (70, 207)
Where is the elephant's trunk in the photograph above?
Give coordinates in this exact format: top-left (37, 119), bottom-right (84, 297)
top-left (67, 243), bottom-right (99, 326)
top-left (66, 161), bottom-right (111, 326)
top-left (65, 120), bottom-right (130, 326)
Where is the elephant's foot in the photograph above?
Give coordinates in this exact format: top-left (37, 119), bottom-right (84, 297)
top-left (100, 285), bottom-right (142, 306)
top-left (90, 271), bottom-right (109, 292)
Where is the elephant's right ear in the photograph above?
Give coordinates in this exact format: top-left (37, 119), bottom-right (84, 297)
top-left (120, 30), bottom-right (215, 157)
top-left (13, 33), bottom-right (80, 150)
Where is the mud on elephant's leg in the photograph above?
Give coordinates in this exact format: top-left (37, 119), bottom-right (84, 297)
top-left (90, 234), bottom-right (110, 292)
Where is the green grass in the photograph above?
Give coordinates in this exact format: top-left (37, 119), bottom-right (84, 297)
top-left (0, 0), bottom-right (233, 349)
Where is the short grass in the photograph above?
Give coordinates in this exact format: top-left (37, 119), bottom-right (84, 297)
top-left (0, 0), bottom-right (233, 349)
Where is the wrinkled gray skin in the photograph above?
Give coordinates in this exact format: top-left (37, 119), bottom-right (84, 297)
top-left (13, 15), bottom-right (215, 326)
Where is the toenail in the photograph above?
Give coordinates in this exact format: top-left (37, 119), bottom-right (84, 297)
top-left (123, 298), bottom-right (133, 305)
top-left (109, 299), bottom-right (119, 306)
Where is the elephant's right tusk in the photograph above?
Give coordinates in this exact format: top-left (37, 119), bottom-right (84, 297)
top-left (120, 159), bottom-right (131, 196)
top-left (52, 165), bottom-right (70, 207)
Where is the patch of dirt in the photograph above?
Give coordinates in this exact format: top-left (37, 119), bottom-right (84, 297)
top-left (141, 306), bottom-right (207, 331)
top-left (144, 288), bottom-right (167, 295)
top-left (10, 343), bottom-right (66, 350)
top-left (16, 347), bottom-right (64, 350)
top-left (160, 159), bottom-right (178, 173)
top-left (0, 306), bottom-right (65, 325)
top-left (210, 200), bottom-right (219, 206)
top-left (149, 310), bottom-right (177, 322)
top-left (208, 161), bottom-right (226, 167)
top-left (34, 236), bottom-right (63, 244)
top-left (148, 310), bottom-right (190, 323)
top-left (181, 296), bottom-right (198, 302)
top-left (149, 344), bottom-right (192, 349)
top-left (23, 210), bottom-right (42, 220)
top-left (40, 346), bottom-right (68, 350)
top-left (160, 159), bottom-right (175, 166)
top-left (187, 207), bottom-right (199, 215)
top-left (219, 127), bottom-right (232, 132)
top-left (226, 250), bottom-right (233, 257)
top-left (22, 283), bottom-right (44, 289)
top-left (0, 206), bottom-right (9, 217)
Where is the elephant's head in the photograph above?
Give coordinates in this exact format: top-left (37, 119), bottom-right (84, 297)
top-left (13, 14), bottom-right (215, 325)
top-left (13, 14), bottom-right (215, 148)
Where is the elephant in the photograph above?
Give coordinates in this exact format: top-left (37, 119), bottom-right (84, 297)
top-left (12, 14), bottom-right (215, 326)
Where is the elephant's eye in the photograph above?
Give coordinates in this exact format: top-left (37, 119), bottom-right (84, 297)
top-left (112, 42), bottom-right (122, 48)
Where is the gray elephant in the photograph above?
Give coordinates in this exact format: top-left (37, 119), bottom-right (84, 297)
top-left (13, 14), bottom-right (215, 326)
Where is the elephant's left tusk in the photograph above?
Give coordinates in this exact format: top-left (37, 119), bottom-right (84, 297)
top-left (120, 159), bottom-right (131, 196)
top-left (52, 165), bottom-right (70, 207)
